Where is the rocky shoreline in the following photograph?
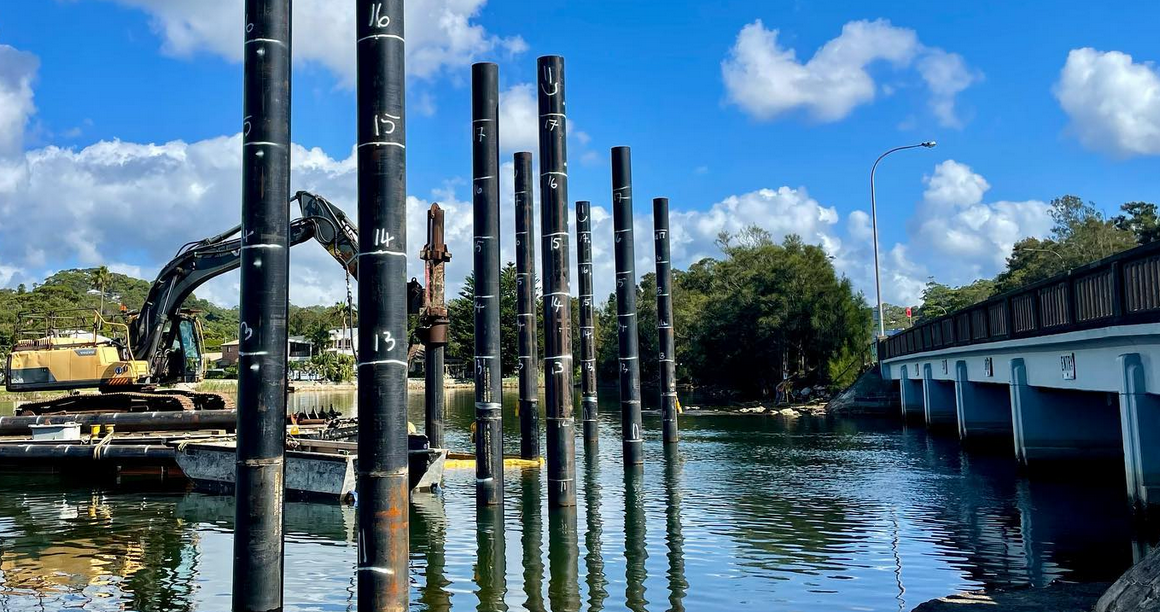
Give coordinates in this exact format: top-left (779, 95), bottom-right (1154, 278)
top-left (914, 581), bottom-right (1110, 612)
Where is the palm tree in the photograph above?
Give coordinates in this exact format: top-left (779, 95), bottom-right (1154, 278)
top-left (89, 266), bottom-right (112, 316)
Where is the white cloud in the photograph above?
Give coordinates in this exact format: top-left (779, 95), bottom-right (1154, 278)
top-left (917, 49), bottom-right (981, 128)
top-left (631, 160), bottom-right (1051, 307)
top-left (721, 19), bottom-right (979, 127)
top-left (910, 160), bottom-right (1052, 271)
top-left (1055, 47), bottom-right (1160, 157)
top-left (0, 44), bottom-right (38, 158)
top-left (0, 39), bottom-right (1036, 314)
top-left (498, 83), bottom-right (538, 154)
top-left (669, 186), bottom-right (840, 264)
top-left (0, 129), bottom-right (484, 307)
top-left (111, 0), bottom-right (526, 86)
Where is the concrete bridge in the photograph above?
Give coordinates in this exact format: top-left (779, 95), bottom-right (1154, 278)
top-left (879, 242), bottom-right (1160, 509)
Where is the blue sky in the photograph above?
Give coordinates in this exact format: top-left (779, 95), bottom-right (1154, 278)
top-left (1, 0), bottom-right (1159, 307)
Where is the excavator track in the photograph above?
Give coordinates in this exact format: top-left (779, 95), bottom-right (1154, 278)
top-left (16, 391), bottom-right (197, 415)
top-left (153, 389), bottom-right (235, 412)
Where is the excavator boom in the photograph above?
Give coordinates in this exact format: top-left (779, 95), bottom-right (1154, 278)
top-left (129, 191), bottom-right (359, 383)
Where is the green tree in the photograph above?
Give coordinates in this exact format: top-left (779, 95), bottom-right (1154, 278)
top-left (308, 352), bottom-right (354, 382)
top-left (686, 229), bottom-right (869, 396)
top-left (877, 303), bottom-right (914, 332)
top-left (995, 195), bottom-right (1137, 292)
top-left (446, 263), bottom-right (532, 377)
top-left (89, 265), bottom-right (112, 315)
top-left (916, 279), bottom-right (994, 321)
top-left (1115, 201), bottom-right (1160, 245)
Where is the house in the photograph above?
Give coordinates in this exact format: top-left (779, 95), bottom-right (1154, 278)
top-left (288, 336), bottom-right (313, 362)
top-left (325, 328), bottom-right (358, 356)
top-left (220, 340), bottom-right (239, 366)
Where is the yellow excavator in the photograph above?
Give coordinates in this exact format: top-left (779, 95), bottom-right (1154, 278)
top-left (4, 192), bottom-right (360, 414)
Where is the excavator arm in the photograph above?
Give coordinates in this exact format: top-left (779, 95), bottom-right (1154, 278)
top-left (128, 191), bottom-right (360, 383)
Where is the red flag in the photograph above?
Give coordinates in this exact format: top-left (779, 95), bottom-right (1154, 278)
top-left (905, 307), bottom-right (912, 318)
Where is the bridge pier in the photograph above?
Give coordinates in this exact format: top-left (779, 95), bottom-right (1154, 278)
top-left (899, 365), bottom-right (924, 421)
top-left (922, 363), bottom-right (957, 430)
top-left (1010, 358), bottom-right (1122, 466)
top-left (954, 360), bottom-right (1013, 444)
top-left (1118, 353), bottom-right (1160, 508)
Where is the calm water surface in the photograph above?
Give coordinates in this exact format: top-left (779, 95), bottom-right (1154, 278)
top-left (0, 387), bottom-right (1148, 611)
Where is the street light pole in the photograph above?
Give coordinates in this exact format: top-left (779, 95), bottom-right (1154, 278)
top-left (870, 141), bottom-right (936, 339)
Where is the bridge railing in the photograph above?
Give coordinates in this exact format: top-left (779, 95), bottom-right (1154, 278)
top-left (880, 241), bottom-right (1160, 360)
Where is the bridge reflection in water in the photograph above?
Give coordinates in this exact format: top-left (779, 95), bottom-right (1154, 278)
top-left (0, 405), bottom-right (1150, 611)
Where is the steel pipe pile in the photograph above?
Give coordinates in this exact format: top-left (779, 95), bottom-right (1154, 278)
top-left (654, 197), bottom-right (679, 444)
top-left (514, 151), bottom-right (541, 460)
top-left (234, 1), bottom-right (291, 609)
top-left (576, 200), bottom-right (599, 446)
top-left (355, 0), bottom-right (410, 608)
top-left (537, 55), bottom-right (577, 507)
top-left (611, 146), bottom-right (644, 466)
top-left (472, 62), bottom-right (504, 507)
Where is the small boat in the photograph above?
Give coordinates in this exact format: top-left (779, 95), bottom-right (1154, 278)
top-left (173, 435), bottom-right (447, 502)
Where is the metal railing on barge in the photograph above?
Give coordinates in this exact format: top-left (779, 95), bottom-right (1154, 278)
top-left (879, 241), bottom-right (1160, 360)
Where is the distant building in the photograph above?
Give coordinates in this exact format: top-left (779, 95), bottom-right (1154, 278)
top-left (218, 337), bottom-right (313, 367)
top-left (220, 340), bottom-right (239, 366)
top-left (326, 328), bottom-right (358, 356)
top-left (288, 336), bottom-right (313, 362)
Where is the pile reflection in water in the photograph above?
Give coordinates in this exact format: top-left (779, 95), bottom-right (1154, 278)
top-left (0, 387), bottom-right (1152, 611)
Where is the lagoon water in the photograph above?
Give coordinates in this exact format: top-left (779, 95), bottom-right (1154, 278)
top-left (0, 387), bottom-right (1147, 611)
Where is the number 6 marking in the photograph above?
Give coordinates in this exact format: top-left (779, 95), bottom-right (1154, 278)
top-left (369, 3), bottom-right (390, 28)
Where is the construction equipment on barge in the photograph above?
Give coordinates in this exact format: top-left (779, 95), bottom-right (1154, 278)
top-left (4, 191), bottom-right (358, 414)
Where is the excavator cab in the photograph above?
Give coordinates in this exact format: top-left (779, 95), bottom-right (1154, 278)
top-left (157, 312), bottom-right (206, 384)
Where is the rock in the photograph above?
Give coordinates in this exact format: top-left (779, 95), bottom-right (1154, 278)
top-left (777, 408), bottom-right (799, 417)
top-left (801, 404), bottom-right (828, 417)
top-left (1097, 545), bottom-right (1160, 612)
top-left (915, 582), bottom-right (1109, 612)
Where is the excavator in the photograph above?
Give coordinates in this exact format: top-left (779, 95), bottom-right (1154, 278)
top-left (5, 191), bottom-right (361, 414)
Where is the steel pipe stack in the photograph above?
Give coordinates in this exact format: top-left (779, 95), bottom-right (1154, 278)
top-left (234, 1), bottom-right (290, 609)
top-left (355, 0), bottom-right (410, 609)
top-left (576, 200), bottom-right (599, 446)
top-left (611, 146), bottom-right (644, 466)
top-left (472, 62), bottom-right (503, 507)
top-left (514, 152), bottom-right (541, 460)
top-left (654, 197), bottom-right (679, 444)
top-left (537, 55), bottom-right (577, 507)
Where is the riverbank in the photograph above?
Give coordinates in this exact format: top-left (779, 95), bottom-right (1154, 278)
top-left (196, 378), bottom-right (523, 393)
top-left (914, 582), bottom-right (1110, 612)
